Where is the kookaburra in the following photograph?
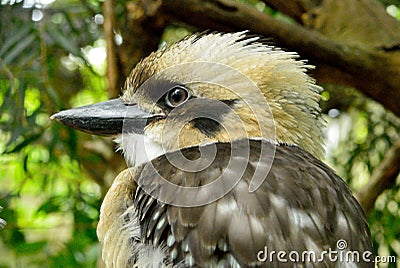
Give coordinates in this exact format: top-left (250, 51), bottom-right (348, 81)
top-left (52, 32), bottom-right (373, 267)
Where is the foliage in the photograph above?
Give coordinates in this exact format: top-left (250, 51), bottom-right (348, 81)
top-left (323, 88), bottom-right (400, 266)
top-left (0, 1), bottom-right (106, 267)
top-left (0, 0), bottom-right (399, 267)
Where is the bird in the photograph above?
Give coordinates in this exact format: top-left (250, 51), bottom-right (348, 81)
top-left (51, 32), bottom-right (374, 267)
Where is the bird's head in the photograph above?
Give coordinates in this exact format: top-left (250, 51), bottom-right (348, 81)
top-left (52, 32), bottom-right (325, 166)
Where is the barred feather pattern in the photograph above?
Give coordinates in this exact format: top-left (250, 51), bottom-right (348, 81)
top-left (98, 139), bottom-right (373, 267)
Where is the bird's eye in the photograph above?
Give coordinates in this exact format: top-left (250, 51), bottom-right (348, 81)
top-left (165, 86), bottom-right (190, 108)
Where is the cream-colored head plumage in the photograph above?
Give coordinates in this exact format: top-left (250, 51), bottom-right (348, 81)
top-left (118, 31), bottom-right (325, 165)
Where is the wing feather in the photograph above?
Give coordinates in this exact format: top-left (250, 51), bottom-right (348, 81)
top-left (98, 139), bottom-right (373, 267)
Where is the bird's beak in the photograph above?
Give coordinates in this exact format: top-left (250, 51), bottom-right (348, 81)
top-left (50, 98), bottom-right (160, 136)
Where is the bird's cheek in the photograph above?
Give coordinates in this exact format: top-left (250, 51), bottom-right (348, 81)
top-left (143, 120), bottom-right (165, 142)
top-left (144, 119), bottom-right (208, 151)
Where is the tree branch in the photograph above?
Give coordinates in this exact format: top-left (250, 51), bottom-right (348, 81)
top-left (103, 0), bottom-right (120, 98)
top-left (262, 0), bottom-right (400, 50)
top-left (159, 0), bottom-right (400, 117)
top-left (117, 0), bottom-right (167, 80)
top-left (356, 138), bottom-right (400, 212)
top-left (260, 0), bottom-right (315, 22)
top-left (356, 137), bottom-right (400, 213)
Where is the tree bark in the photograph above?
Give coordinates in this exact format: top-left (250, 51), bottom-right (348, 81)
top-left (117, 0), bottom-right (167, 82)
top-left (103, 0), bottom-right (120, 98)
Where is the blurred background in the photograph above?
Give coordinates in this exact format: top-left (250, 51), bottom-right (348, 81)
top-left (0, 0), bottom-right (399, 267)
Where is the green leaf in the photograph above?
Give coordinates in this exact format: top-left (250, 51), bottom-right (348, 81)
top-left (36, 197), bottom-right (62, 214)
top-left (4, 131), bottom-right (42, 154)
top-left (46, 24), bottom-right (81, 56)
top-left (1, 33), bottom-right (36, 67)
top-left (0, 24), bottom-right (33, 57)
top-left (15, 241), bottom-right (47, 254)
